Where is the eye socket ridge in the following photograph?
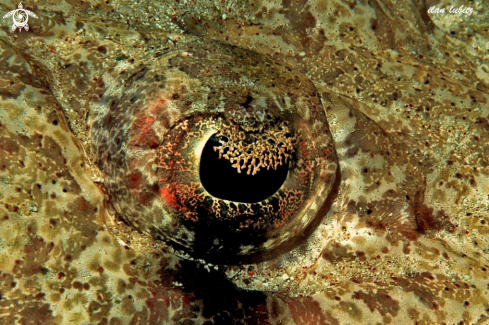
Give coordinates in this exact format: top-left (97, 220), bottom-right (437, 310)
top-left (89, 38), bottom-right (338, 263)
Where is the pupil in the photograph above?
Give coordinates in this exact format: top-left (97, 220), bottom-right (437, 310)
top-left (199, 134), bottom-right (289, 203)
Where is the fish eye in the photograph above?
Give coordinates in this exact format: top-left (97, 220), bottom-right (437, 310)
top-left (89, 38), bottom-right (338, 264)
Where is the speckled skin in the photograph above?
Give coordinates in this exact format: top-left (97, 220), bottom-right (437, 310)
top-left (0, 0), bottom-right (488, 324)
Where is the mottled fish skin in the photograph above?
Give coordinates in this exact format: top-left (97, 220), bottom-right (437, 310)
top-left (0, 0), bottom-right (488, 324)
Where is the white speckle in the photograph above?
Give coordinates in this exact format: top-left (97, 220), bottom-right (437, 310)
top-left (91, 176), bottom-right (103, 183)
top-left (299, 51), bottom-right (306, 57)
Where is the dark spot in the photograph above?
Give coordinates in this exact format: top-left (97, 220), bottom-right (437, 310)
top-left (96, 45), bottom-right (107, 54)
top-left (171, 259), bottom-right (269, 324)
top-left (413, 189), bottom-right (455, 235)
top-left (352, 289), bottom-right (400, 316)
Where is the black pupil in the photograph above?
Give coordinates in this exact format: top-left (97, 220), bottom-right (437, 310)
top-left (199, 134), bottom-right (289, 203)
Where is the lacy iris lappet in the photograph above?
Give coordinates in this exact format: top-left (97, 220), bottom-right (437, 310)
top-left (428, 5), bottom-right (474, 16)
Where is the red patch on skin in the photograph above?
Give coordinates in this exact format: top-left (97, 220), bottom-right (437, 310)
top-left (128, 172), bottom-right (143, 191)
top-left (131, 115), bottom-right (159, 148)
top-left (140, 116), bottom-right (155, 134)
top-left (159, 188), bottom-right (179, 209)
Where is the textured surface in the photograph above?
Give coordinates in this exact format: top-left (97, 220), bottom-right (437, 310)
top-left (0, 0), bottom-right (488, 324)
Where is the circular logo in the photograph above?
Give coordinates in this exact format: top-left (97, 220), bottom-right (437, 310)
top-left (3, 3), bottom-right (38, 32)
top-left (13, 9), bottom-right (28, 29)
